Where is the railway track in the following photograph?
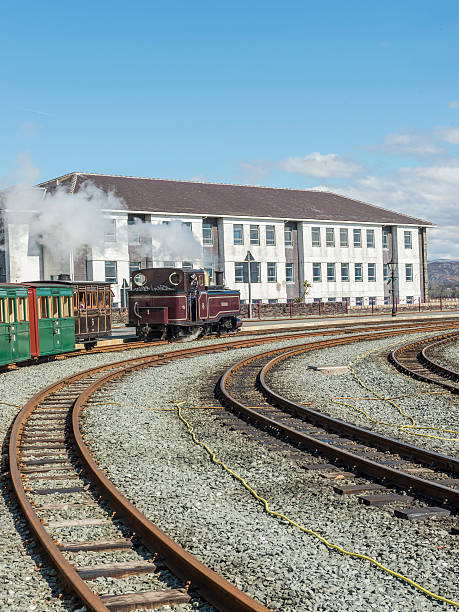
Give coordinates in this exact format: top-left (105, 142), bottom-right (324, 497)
top-left (12, 315), bottom-right (459, 366)
top-left (218, 329), bottom-right (459, 522)
top-left (7, 319), bottom-right (459, 610)
top-left (390, 332), bottom-right (459, 391)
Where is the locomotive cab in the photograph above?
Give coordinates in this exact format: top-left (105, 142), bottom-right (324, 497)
top-left (128, 267), bottom-right (241, 341)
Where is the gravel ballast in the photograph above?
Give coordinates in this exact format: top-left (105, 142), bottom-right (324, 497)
top-left (82, 331), bottom-right (459, 611)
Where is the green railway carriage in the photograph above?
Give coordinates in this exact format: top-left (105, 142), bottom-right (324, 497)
top-left (0, 284), bottom-right (31, 365)
top-left (27, 283), bottom-right (76, 356)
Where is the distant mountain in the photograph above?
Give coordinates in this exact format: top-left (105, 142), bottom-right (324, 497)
top-left (428, 260), bottom-right (459, 295)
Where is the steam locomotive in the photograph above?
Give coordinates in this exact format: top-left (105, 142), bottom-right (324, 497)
top-left (128, 267), bottom-right (242, 341)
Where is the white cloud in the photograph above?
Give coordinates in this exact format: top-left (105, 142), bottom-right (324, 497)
top-left (331, 159), bottom-right (459, 259)
top-left (280, 152), bottom-right (362, 178)
top-left (437, 127), bottom-right (459, 145)
top-left (380, 132), bottom-right (442, 156)
top-left (449, 101), bottom-right (459, 109)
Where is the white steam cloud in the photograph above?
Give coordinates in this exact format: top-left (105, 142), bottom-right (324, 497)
top-left (1, 156), bottom-right (208, 275)
top-left (3, 181), bottom-right (125, 260)
top-left (124, 220), bottom-right (205, 264)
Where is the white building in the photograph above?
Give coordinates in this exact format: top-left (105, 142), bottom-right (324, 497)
top-left (0, 172), bottom-right (432, 307)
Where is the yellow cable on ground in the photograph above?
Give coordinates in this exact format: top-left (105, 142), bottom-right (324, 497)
top-left (331, 334), bottom-right (459, 442)
top-left (174, 401), bottom-right (459, 608)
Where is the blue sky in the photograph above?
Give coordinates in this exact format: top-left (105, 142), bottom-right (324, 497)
top-left (2, 1), bottom-right (459, 258)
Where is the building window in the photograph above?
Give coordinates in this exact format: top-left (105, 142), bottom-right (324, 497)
top-left (342, 297), bottom-right (350, 304)
top-left (268, 299), bottom-right (278, 304)
top-left (368, 263), bottom-right (376, 282)
top-left (182, 261), bottom-right (193, 269)
top-left (367, 229), bottom-right (375, 248)
top-left (355, 263), bottom-right (363, 282)
top-left (163, 261), bottom-right (176, 267)
top-left (105, 261), bottom-right (117, 284)
top-left (404, 231), bottom-right (412, 249)
top-left (328, 297), bottom-right (336, 302)
top-left (284, 225), bottom-right (293, 246)
top-left (128, 214), bottom-right (144, 244)
top-left (341, 263), bottom-right (349, 281)
top-left (312, 262), bottom-right (321, 282)
top-left (129, 261), bottom-right (141, 278)
top-left (406, 296), bottom-right (414, 304)
top-left (285, 263), bottom-right (295, 283)
top-left (383, 263), bottom-right (389, 282)
top-left (266, 225), bottom-right (276, 246)
top-left (250, 224), bottom-right (260, 245)
top-left (355, 297), bottom-right (363, 306)
top-left (405, 263), bottom-right (413, 281)
top-left (313, 298), bottom-right (321, 303)
top-left (326, 228), bottom-right (335, 247)
top-left (312, 227), bottom-right (321, 247)
top-left (202, 223), bottom-right (213, 246)
top-left (340, 228), bottom-right (348, 247)
top-left (267, 262), bottom-right (277, 282)
top-left (182, 221), bottom-right (192, 230)
top-left (204, 267), bottom-right (213, 283)
top-left (104, 218), bottom-right (116, 243)
top-left (353, 229), bottom-right (362, 247)
top-left (383, 229), bottom-right (390, 249)
top-left (384, 296), bottom-right (390, 305)
top-left (235, 262), bottom-right (245, 283)
top-left (369, 296), bottom-right (376, 305)
top-left (233, 224), bottom-right (244, 245)
top-left (327, 263), bottom-right (336, 282)
top-left (250, 261), bottom-right (261, 282)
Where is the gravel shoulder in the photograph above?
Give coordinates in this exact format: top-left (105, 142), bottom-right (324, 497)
top-left (82, 331), bottom-right (459, 611)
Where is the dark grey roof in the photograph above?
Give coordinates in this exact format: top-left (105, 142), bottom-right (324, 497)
top-left (37, 172), bottom-right (433, 226)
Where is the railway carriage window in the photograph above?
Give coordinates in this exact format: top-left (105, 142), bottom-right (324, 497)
top-left (61, 296), bottom-right (71, 317)
top-left (38, 296), bottom-right (49, 319)
top-left (8, 298), bottom-right (16, 322)
top-left (0, 299), bottom-right (5, 323)
top-left (98, 290), bottom-right (105, 308)
top-left (105, 290), bottom-right (111, 307)
top-left (51, 296), bottom-right (60, 318)
top-left (17, 298), bottom-right (28, 321)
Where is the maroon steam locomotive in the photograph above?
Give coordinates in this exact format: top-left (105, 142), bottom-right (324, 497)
top-left (128, 267), bottom-right (242, 341)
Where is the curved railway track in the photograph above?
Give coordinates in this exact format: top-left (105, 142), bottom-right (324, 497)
top-left (219, 329), bottom-right (459, 516)
top-left (390, 332), bottom-right (459, 391)
top-left (7, 319), bottom-right (459, 610)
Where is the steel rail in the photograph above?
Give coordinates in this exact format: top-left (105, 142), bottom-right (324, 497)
top-left (389, 333), bottom-right (459, 390)
top-left (219, 328), bottom-right (459, 508)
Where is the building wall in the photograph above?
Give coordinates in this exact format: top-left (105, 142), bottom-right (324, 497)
top-left (2, 208), bottom-right (429, 307)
